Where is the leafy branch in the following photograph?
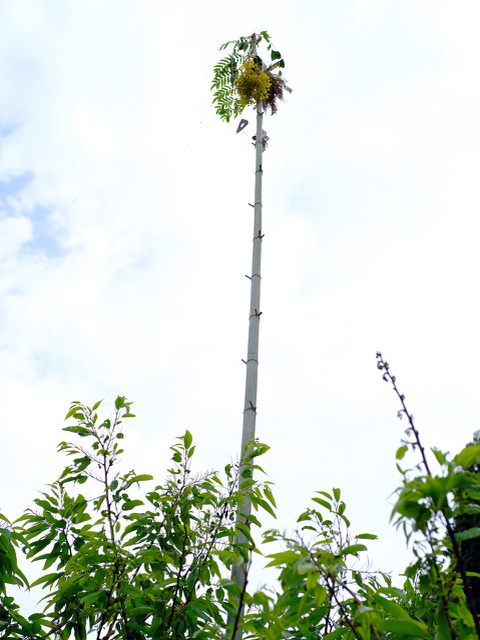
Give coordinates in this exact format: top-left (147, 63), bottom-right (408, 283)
top-left (211, 31), bottom-right (290, 123)
top-left (377, 351), bottom-right (480, 638)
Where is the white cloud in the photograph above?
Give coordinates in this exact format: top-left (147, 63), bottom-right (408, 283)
top-left (355, 0), bottom-right (393, 22)
top-left (1, 1), bottom-right (480, 610)
top-left (71, 101), bottom-right (123, 161)
top-left (0, 216), bottom-right (32, 257)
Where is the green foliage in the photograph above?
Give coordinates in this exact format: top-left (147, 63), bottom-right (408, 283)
top-left (3, 362), bottom-right (480, 638)
top-left (377, 351), bottom-right (480, 638)
top-left (4, 398), bottom-right (276, 639)
top-left (212, 52), bottom-right (244, 123)
top-left (0, 516), bottom-right (41, 639)
top-left (0, 516), bottom-right (26, 594)
top-left (211, 31), bottom-right (289, 122)
top-left (454, 431), bottom-right (480, 618)
top-left (238, 490), bottom-right (433, 640)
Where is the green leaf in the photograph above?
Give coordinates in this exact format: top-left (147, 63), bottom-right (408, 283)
top-left (323, 629), bottom-right (347, 640)
top-left (131, 475), bottom-right (154, 483)
top-left (355, 533), bottom-right (378, 540)
top-left (63, 426), bottom-right (91, 437)
top-left (454, 443), bottom-right (480, 467)
top-left (312, 497), bottom-right (331, 510)
top-left (72, 512), bottom-right (91, 525)
top-left (376, 618), bottom-right (427, 637)
top-left (245, 513), bottom-right (262, 528)
top-left (251, 495), bottom-right (276, 518)
top-left (396, 445), bottom-right (408, 460)
top-left (65, 405), bottom-right (81, 420)
top-left (0, 528), bottom-right (11, 542)
top-left (29, 572), bottom-right (63, 589)
top-left (236, 521), bottom-right (254, 545)
top-left (431, 448), bottom-right (446, 465)
top-left (42, 554), bottom-right (58, 570)
top-left (372, 593), bottom-right (428, 631)
top-left (318, 490), bottom-right (333, 500)
top-left (263, 485), bottom-right (276, 508)
top-left (122, 500), bottom-right (144, 511)
top-left (455, 526), bottom-right (480, 541)
top-left (339, 544), bottom-right (367, 556)
top-left (34, 499), bottom-right (57, 512)
top-left (79, 590), bottom-right (105, 606)
top-left (297, 511), bottom-right (312, 523)
top-left (74, 456), bottom-right (91, 472)
top-left (265, 550), bottom-right (300, 568)
top-left (115, 396), bottom-right (126, 410)
top-left (184, 430), bottom-right (193, 449)
top-left (436, 604), bottom-right (451, 640)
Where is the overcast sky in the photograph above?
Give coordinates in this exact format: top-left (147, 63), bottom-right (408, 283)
top-left (2, 0), bottom-right (480, 611)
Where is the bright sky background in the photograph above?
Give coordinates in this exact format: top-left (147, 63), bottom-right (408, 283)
top-left (2, 0), bottom-right (480, 613)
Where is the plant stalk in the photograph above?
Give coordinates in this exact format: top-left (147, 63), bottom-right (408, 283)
top-left (229, 98), bottom-right (264, 639)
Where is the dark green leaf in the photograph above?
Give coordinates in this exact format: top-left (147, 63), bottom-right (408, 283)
top-left (455, 526), bottom-right (480, 541)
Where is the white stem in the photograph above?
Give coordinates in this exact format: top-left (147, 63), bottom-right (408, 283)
top-left (229, 98), bottom-right (264, 639)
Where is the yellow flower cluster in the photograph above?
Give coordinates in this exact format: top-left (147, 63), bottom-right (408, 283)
top-left (235, 59), bottom-right (271, 107)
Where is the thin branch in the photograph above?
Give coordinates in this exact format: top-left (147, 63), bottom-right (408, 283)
top-left (376, 352), bottom-right (431, 476)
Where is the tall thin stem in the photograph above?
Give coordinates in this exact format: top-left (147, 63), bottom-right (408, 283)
top-left (241, 98), bottom-right (264, 476)
top-left (229, 98), bottom-right (264, 639)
